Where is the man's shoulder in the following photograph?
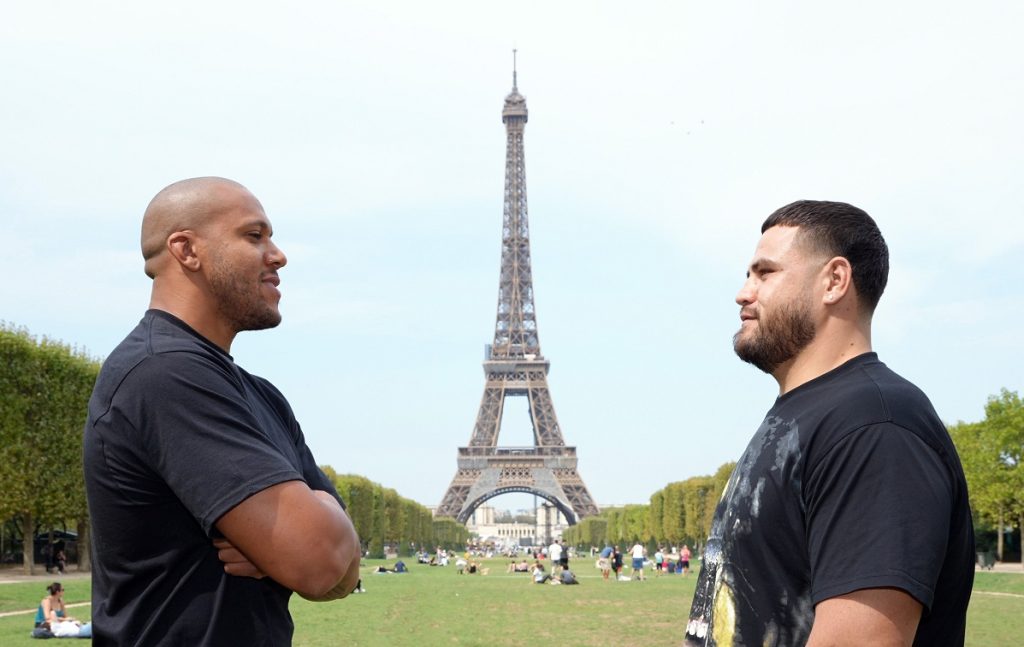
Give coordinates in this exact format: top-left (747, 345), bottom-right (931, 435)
top-left (90, 313), bottom-right (239, 415)
top-left (832, 356), bottom-right (942, 435)
top-left (100, 311), bottom-right (224, 371)
top-left (784, 354), bottom-right (951, 468)
top-left (784, 354), bottom-right (937, 428)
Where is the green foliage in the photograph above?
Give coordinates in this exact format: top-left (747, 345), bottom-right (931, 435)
top-left (0, 324), bottom-right (100, 570)
top-left (431, 517), bottom-right (471, 550)
top-left (327, 471), bottom-right (467, 556)
top-left (950, 389), bottom-right (1024, 536)
top-left (660, 482), bottom-right (685, 545)
top-left (568, 462), bottom-right (736, 552)
top-left (563, 516), bottom-right (608, 548)
top-left (621, 505), bottom-right (648, 543)
top-left (647, 490), bottom-right (664, 542)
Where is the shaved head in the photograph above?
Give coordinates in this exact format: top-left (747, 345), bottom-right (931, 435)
top-left (141, 177), bottom-right (251, 278)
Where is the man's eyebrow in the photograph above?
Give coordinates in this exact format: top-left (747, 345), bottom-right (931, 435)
top-left (748, 258), bottom-right (775, 271)
top-left (238, 219), bottom-right (273, 234)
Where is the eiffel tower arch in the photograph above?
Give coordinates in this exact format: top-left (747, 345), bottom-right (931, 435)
top-left (437, 55), bottom-right (599, 526)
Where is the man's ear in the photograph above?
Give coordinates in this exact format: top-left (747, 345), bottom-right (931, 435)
top-left (166, 231), bottom-right (201, 272)
top-left (822, 256), bottom-right (853, 303)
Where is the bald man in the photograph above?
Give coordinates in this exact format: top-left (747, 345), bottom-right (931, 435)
top-left (84, 178), bottom-right (361, 646)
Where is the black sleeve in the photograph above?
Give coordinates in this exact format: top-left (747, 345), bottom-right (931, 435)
top-left (253, 376), bottom-right (344, 509)
top-left (803, 423), bottom-right (954, 609)
top-left (127, 353), bottom-right (305, 536)
top-left (295, 421), bottom-right (345, 508)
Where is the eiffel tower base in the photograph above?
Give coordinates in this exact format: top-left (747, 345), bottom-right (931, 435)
top-left (437, 447), bottom-right (598, 524)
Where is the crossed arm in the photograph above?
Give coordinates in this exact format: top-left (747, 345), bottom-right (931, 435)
top-left (214, 480), bottom-right (362, 601)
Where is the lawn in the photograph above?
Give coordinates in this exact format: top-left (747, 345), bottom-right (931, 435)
top-left (0, 560), bottom-right (1020, 645)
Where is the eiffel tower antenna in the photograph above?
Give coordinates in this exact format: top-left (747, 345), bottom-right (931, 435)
top-left (512, 48), bottom-right (518, 90)
top-left (436, 61), bottom-right (599, 526)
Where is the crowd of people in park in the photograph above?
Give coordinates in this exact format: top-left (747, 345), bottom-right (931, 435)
top-left (476, 539), bottom-right (698, 585)
top-left (592, 544), bottom-right (693, 581)
top-left (416, 547), bottom-right (451, 566)
top-left (380, 542), bottom-right (690, 583)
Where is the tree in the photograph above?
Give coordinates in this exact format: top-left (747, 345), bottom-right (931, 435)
top-left (432, 517), bottom-right (470, 550)
top-left (604, 507), bottom-right (623, 545)
top-left (984, 389), bottom-right (1024, 551)
top-left (952, 389), bottom-right (1024, 562)
top-left (622, 505), bottom-right (648, 543)
top-left (681, 476), bottom-right (714, 548)
top-left (327, 471), bottom-right (465, 556)
top-left (648, 490), bottom-right (665, 544)
top-left (661, 482), bottom-right (686, 547)
top-left (332, 474), bottom-right (376, 552)
top-left (0, 325), bottom-right (99, 574)
top-left (564, 516), bottom-right (608, 548)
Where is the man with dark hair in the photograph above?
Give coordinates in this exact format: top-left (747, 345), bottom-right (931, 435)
top-left (684, 200), bottom-right (974, 646)
top-left (84, 177), bottom-right (362, 646)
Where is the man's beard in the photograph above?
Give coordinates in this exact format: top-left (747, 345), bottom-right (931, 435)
top-left (733, 299), bottom-right (816, 374)
top-left (209, 261), bottom-right (282, 333)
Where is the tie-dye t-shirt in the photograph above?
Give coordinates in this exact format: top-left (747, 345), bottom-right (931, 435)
top-left (685, 353), bottom-right (973, 646)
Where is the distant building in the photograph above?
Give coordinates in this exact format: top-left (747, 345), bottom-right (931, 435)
top-left (427, 503), bottom-right (571, 547)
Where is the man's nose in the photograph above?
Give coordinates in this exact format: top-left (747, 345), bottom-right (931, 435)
top-left (267, 240), bottom-right (287, 268)
top-left (735, 278), bottom-right (754, 305)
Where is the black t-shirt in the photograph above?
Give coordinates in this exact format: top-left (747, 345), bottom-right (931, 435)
top-left (685, 353), bottom-right (974, 646)
top-left (84, 310), bottom-right (340, 646)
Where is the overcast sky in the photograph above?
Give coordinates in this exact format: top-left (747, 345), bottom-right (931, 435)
top-left (3, 1), bottom-right (1021, 512)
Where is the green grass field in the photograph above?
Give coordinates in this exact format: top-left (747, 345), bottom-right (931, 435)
top-left (1, 560), bottom-right (1021, 645)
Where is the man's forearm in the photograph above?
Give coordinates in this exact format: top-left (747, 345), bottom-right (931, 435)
top-left (215, 481), bottom-right (362, 598)
top-left (299, 545), bottom-right (362, 601)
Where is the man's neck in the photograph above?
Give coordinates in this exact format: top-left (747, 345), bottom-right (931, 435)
top-left (773, 330), bottom-right (872, 395)
top-left (149, 296), bottom-right (236, 353)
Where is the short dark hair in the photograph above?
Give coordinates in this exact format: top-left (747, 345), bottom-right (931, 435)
top-left (762, 200), bottom-right (889, 312)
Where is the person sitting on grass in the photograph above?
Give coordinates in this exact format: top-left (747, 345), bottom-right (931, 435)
top-left (464, 560), bottom-right (489, 575)
top-left (532, 561), bottom-right (550, 584)
top-left (32, 582), bottom-right (92, 639)
top-left (558, 569), bottom-right (579, 585)
top-left (35, 582), bottom-right (72, 628)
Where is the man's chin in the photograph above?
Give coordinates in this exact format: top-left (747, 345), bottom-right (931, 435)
top-left (237, 311), bottom-right (283, 332)
top-left (733, 341), bottom-right (774, 374)
top-left (732, 329), bottom-right (754, 353)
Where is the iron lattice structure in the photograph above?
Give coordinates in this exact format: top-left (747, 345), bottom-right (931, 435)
top-left (436, 65), bottom-right (599, 525)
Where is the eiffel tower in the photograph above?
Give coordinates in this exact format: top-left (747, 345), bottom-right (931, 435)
top-left (436, 57), bottom-right (599, 525)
